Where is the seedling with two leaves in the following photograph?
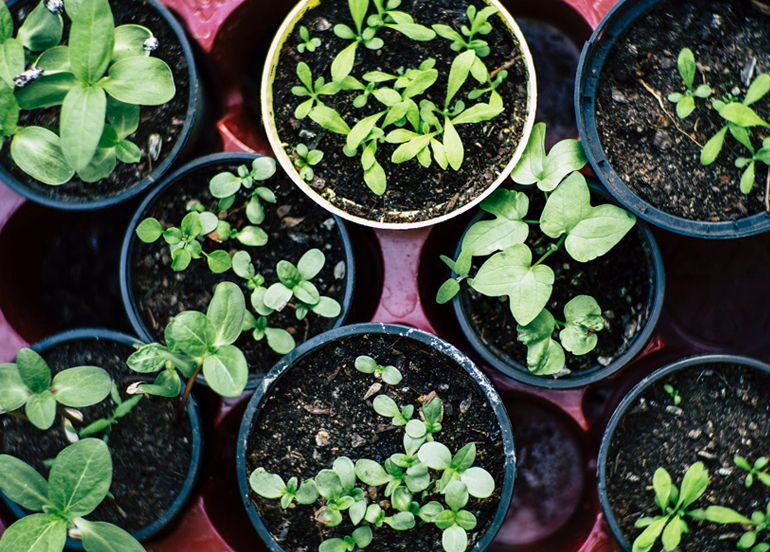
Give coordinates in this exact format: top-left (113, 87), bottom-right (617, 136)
top-left (667, 48), bottom-right (712, 118)
top-left (0, 348), bottom-right (111, 430)
top-left (735, 455), bottom-right (770, 488)
top-left (664, 384), bottom-right (682, 406)
top-left (293, 143), bottom-right (324, 181)
top-left (432, 4), bottom-right (497, 58)
top-left (355, 355), bottom-right (402, 384)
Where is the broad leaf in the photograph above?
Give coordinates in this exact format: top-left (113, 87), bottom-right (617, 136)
top-left (0, 455), bottom-right (49, 511)
top-left (511, 122), bottom-right (587, 191)
top-left (653, 467), bottom-right (672, 510)
top-left (297, 248), bottom-right (325, 280)
top-left (69, 0), bottom-right (115, 84)
top-left (442, 524), bottom-right (468, 552)
top-left (333, 457), bottom-right (357, 490)
top-left (462, 189), bottom-right (529, 255)
top-left (744, 74), bottom-right (770, 106)
top-left (207, 282), bottom-right (246, 347)
top-left (102, 56), bottom-right (175, 105)
top-left (540, 172), bottom-right (592, 238)
top-left (331, 41), bottom-right (357, 83)
top-left (249, 468), bottom-right (285, 498)
top-left (677, 48), bottom-right (695, 90)
top-left (113, 24), bottom-right (153, 61)
top-left (264, 327), bottom-right (295, 354)
top-left (0, 2), bottom-right (12, 43)
top-left (16, 348), bottom-right (51, 394)
top-left (0, 513), bottom-right (67, 552)
top-left (661, 517), bottom-right (686, 552)
top-left (445, 50), bottom-right (475, 109)
top-left (355, 459), bottom-right (391, 486)
top-left (106, 97), bottom-right (139, 139)
top-left (700, 125), bottom-right (727, 165)
top-left (202, 345), bottom-right (247, 398)
top-left (11, 126), bottom-right (74, 185)
top-left (167, 311), bottom-right (215, 357)
top-left (74, 518), bottom-right (145, 552)
top-left (516, 309), bottom-right (565, 375)
top-left (17, 2), bottom-right (62, 52)
top-left (16, 73), bottom-right (80, 110)
top-left (35, 46), bottom-right (71, 74)
top-left (0, 38), bottom-right (25, 88)
top-left (309, 105), bottom-right (350, 135)
top-left (48, 438), bottom-right (112, 517)
top-left (0, 363), bottom-right (30, 411)
top-left (677, 462), bottom-right (708, 509)
top-left (460, 467), bottom-right (495, 498)
top-left (565, 204), bottom-right (636, 262)
top-left (61, 83), bottom-right (107, 171)
top-left (26, 391), bottom-right (57, 430)
top-left (418, 442), bottom-right (451, 470)
top-left (51, 366), bottom-right (111, 407)
top-left (715, 102), bottom-right (770, 129)
top-left (560, 295), bottom-right (604, 355)
top-left (77, 145), bottom-right (115, 183)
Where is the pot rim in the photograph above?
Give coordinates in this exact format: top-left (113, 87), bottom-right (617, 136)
top-left (235, 322), bottom-right (516, 552)
top-left (119, 152), bottom-right (357, 390)
top-left (260, 0), bottom-right (538, 230)
top-left (451, 180), bottom-right (666, 389)
top-left (575, 0), bottom-right (770, 239)
top-left (0, 0), bottom-right (202, 211)
top-left (0, 327), bottom-right (204, 548)
top-left (596, 353), bottom-right (770, 551)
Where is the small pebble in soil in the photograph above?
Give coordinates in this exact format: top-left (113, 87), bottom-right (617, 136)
top-left (612, 89), bottom-right (627, 103)
top-left (653, 129), bottom-right (673, 151)
top-left (315, 429), bottom-right (330, 446)
top-left (322, 218), bottom-right (336, 231)
top-left (334, 261), bottom-right (345, 280)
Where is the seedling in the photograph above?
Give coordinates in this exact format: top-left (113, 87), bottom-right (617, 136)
top-left (126, 282), bottom-right (249, 399)
top-left (433, 5), bottom-right (498, 58)
top-left (417, 442), bottom-right (495, 497)
top-left (735, 455), bottom-right (770, 488)
top-left (432, 480), bottom-right (478, 552)
top-left (242, 311), bottom-right (296, 355)
top-left (372, 395), bottom-right (413, 426)
top-left (292, 62), bottom-right (342, 119)
top-left (0, 0), bottom-right (175, 186)
top-left (249, 468), bottom-right (319, 509)
top-left (208, 157), bottom-right (278, 217)
top-left (293, 143), bottom-right (323, 181)
top-left (354, 355), bottom-right (402, 384)
top-left (0, 348), bottom-right (111, 430)
top-left (730, 503), bottom-right (770, 551)
top-left (664, 384), bottom-right (682, 406)
top-left (0, 439), bottom-right (144, 552)
top-left (297, 26), bottom-right (321, 53)
top-left (437, 125), bottom-right (635, 376)
top-left (667, 48), bottom-right (712, 118)
top-left (319, 527), bottom-right (373, 552)
top-left (76, 383), bottom-right (142, 442)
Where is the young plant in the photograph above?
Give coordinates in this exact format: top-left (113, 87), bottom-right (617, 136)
top-left (0, 0), bottom-right (175, 186)
top-left (208, 156), bottom-right (277, 216)
top-left (354, 355), bottom-right (402, 384)
top-left (315, 458), bottom-right (368, 527)
top-left (372, 394), bottom-right (413, 426)
top-left (126, 281), bottom-right (249, 399)
top-left (242, 311), bottom-right (296, 355)
top-left (293, 143), bottom-right (323, 181)
top-left (319, 527), bottom-right (373, 552)
top-left (667, 48), bottom-right (712, 118)
top-left (297, 26), bottom-right (321, 53)
top-left (664, 384), bottom-right (682, 406)
top-left (433, 481), bottom-right (478, 552)
top-left (417, 442), bottom-right (495, 497)
top-left (432, 5), bottom-right (498, 58)
top-left (0, 439), bottom-right (144, 552)
top-left (76, 383), bottom-right (142, 442)
top-left (291, 62), bottom-right (342, 119)
top-left (249, 467), bottom-right (319, 509)
top-left (735, 455), bottom-right (770, 488)
top-left (0, 348), bottom-right (111, 430)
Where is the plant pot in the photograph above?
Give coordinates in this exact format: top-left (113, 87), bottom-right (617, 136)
top-left (0, 0), bottom-right (204, 210)
top-left (261, 0), bottom-right (538, 229)
top-left (236, 322), bottom-right (516, 552)
top-left (576, 0), bottom-right (770, 238)
top-left (0, 327), bottom-right (204, 548)
top-left (450, 181), bottom-right (665, 389)
top-left (597, 354), bottom-right (770, 552)
top-left (120, 152), bottom-right (356, 389)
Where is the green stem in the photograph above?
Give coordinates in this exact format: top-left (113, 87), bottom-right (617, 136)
top-left (533, 234), bottom-right (566, 267)
top-left (5, 410), bottom-right (28, 422)
top-left (522, 219), bottom-right (541, 225)
top-left (554, 320), bottom-right (567, 327)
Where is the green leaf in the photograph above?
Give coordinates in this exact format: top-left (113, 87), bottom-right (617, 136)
top-left (23, 392), bottom-right (54, 433)
top-left (700, 125), bottom-right (727, 165)
top-left (744, 74), bottom-right (770, 106)
top-left (510, 122), bottom-right (546, 185)
top-left (373, 394), bottom-right (401, 417)
top-left (318, 539), bottom-right (350, 552)
top-left (518, 313), bottom-right (565, 376)
top-left (0, 513), bottom-right (67, 552)
top-left (0, 363), bottom-right (30, 411)
top-left (309, 105), bottom-right (351, 135)
top-left (677, 462), bottom-right (708, 509)
top-left (661, 517), bottom-right (685, 551)
top-left (0, 38), bottom-right (25, 88)
top-left (60, 83), bottom-right (107, 171)
top-left (632, 517), bottom-right (668, 552)
top-left (264, 327), bottom-right (295, 354)
top-left (74, 518), bottom-right (145, 552)
top-left (236, 226), bottom-right (268, 247)
top-left (35, 46), bottom-right (71, 74)
top-left (113, 24), bottom-right (153, 61)
top-left (676, 96), bottom-right (695, 118)
top-left (443, 118), bottom-right (463, 170)
top-left (471, 244), bottom-right (554, 326)
top-left (511, 123), bottom-right (587, 191)
top-left (653, 467), bottom-right (672, 510)
top-left (442, 524), bottom-right (468, 552)
top-left (249, 468), bottom-right (286, 498)
top-left (715, 102), bottom-right (770, 129)
top-left (566, 204), bottom-right (636, 262)
top-left (17, 2), bottom-right (62, 52)
top-left (315, 469), bottom-right (344, 499)
top-left (451, 103), bottom-right (503, 125)
top-left (436, 279), bottom-right (460, 304)
top-left (102, 56), bottom-right (175, 105)
top-left (417, 441), bottom-right (451, 470)
top-left (311, 296), bottom-right (341, 318)
top-left (0, 455), bottom-right (49, 511)
top-left (333, 457), bottom-right (357, 490)
top-left (349, 0), bottom-right (368, 32)
top-left (352, 526), bottom-right (372, 547)
top-left (296, 479), bottom-right (319, 504)
top-left (207, 282), bottom-right (246, 347)
top-left (16, 73), bottom-right (80, 110)
top-left (202, 345), bottom-right (247, 398)
top-left (106, 96), bottom-right (139, 139)
top-left (51, 366), bottom-right (111, 407)
top-left (209, 172), bottom-right (241, 198)
top-left (560, 295), bottom-right (604, 355)
top-left (462, 189), bottom-right (529, 256)
top-left (392, 133), bottom-right (433, 164)
top-left (49, 438), bottom-right (112, 517)
top-left (0, 2), bottom-right (12, 43)
top-left (332, 41), bottom-right (358, 83)
top-left (741, 161), bottom-right (756, 194)
top-left (298, 248), bottom-right (325, 280)
top-left (451, 443), bottom-right (476, 472)
top-left (677, 48), bottom-right (695, 90)
top-left (133, 368), bottom-right (181, 397)
top-left (16, 348), bottom-right (51, 394)
top-left (77, 146), bottom-right (115, 183)
top-left (264, 282), bottom-right (293, 310)
top-left (0, 81), bottom-right (18, 137)
top-left (381, 365), bottom-right (401, 385)
top-left (355, 459), bottom-right (391, 486)
top-left (460, 467), bottom-right (495, 498)
top-left (11, 126), bottom-right (75, 185)
top-left (69, 0), bottom-right (114, 84)
top-left (135, 218), bottom-right (163, 243)
top-left (168, 311), bottom-right (215, 357)
top-left (384, 511), bottom-right (415, 531)
top-left (346, 112), bottom-right (383, 150)
top-left (115, 140), bottom-right (140, 164)
top-left (703, 506), bottom-right (753, 525)
top-left (445, 480), bottom-right (469, 511)
top-left (294, 280), bottom-right (320, 305)
top-left (445, 50), bottom-right (476, 109)
top-left (355, 355), bottom-right (377, 374)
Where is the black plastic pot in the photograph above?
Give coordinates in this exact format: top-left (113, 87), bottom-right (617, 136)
top-left (452, 182), bottom-right (665, 389)
top-left (0, 327), bottom-right (204, 549)
top-left (0, 0), bottom-right (204, 211)
top-left (575, 0), bottom-right (770, 239)
top-left (596, 354), bottom-right (770, 551)
top-left (235, 322), bottom-right (516, 552)
top-left (120, 152), bottom-right (357, 390)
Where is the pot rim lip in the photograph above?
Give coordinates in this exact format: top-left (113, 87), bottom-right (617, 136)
top-left (119, 152), bottom-right (357, 390)
top-left (0, 0), bottom-right (201, 211)
top-left (451, 180), bottom-right (666, 389)
top-left (0, 327), bottom-right (204, 548)
top-left (575, 0), bottom-right (770, 239)
top-left (235, 322), bottom-right (516, 552)
top-left (259, 0), bottom-right (538, 230)
top-left (596, 353), bottom-right (770, 552)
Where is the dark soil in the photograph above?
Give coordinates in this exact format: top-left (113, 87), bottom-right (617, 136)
top-left (244, 332), bottom-right (507, 552)
top-left (0, 337), bottom-right (194, 533)
top-left (605, 362), bottom-right (770, 552)
top-left (269, 0), bottom-right (530, 224)
top-left (130, 159), bottom-right (349, 380)
top-left (595, 0), bottom-right (770, 222)
top-left (0, 0), bottom-right (191, 205)
top-left (460, 187), bottom-right (655, 378)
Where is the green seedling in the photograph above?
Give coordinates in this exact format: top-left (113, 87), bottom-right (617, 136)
top-left (0, 348), bottom-right (111, 430)
top-left (664, 384), bottom-right (682, 406)
top-left (735, 455), bottom-right (770, 488)
top-left (731, 503), bottom-right (770, 551)
top-left (208, 157), bottom-right (277, 217)
top-left (242, 311), bottom-right (296, 355)
top-left (363, 503), bottom-right (416, 530)
top-left (417, 441), bottom-right (495, 497)
top-left (0, 439), bottom-right (144, 552)
top-left (356, 455), bottom-right (431, 498)
top-left (667, 48), bottom-right (712, 118)
top-left (126, 282), bottom-right (249, 399)
top-left (319, 526), bottom-right (373, 552)
top-left (433, 481), bottom-right (478, 552)
top-left (354, 355), bottom-right (402, 385)
top-left (403, 395), bottom-right (443, 442)
top-left (315, 458), bottom-right (369, 526)
top-left (297, 26), bottom-right (321, 53)
top-left (293, 143), bottom-right (323, 181)
top-left (292, 62), bottom-right (342, 119)
top-left (0, 0), bottom-right (175, 186)
top-left (432, 5), bottom-right (498, 58)
top-left (249, 468), bottom-right (319, 509)
top-left (373, 394), bottom-right (413, 426)
top-left (76, 383), bottom-right (142, 442)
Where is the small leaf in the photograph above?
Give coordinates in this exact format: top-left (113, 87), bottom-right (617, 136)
top-left (209, 172), bottom-right (241, 198)
top-left (436, 279), bottom-right (460, 304)
top-left (249, 468), bottom-right (286, 498)
top-left (26, 394), bottom-right (56, 433)
top-left (443, 118), bottom-right (463, 170)
top-left (373, 394), bottom-right (401, 417)
top-left (744, 74), bottom-right (770, 106)
top-left (16, 348), bottom-right (51, 394)
top-left (264, 327), bottom-right (295, 354)
top-left (677, 48), bottom-right (696, 90)
top-left (355, 459), bottom-right (391, 486)
top-left (207, 281), bottom-right (246, 347)
top-left (740, 161), bottom-right (756, 195)
top-left (661, 517), bottom-right (685, 552)
top-left (704, 506), bottom-right (753, 525)
top-left (676, 96), bottom-right (695, 119)
top-left (677, 462), bottom-right (708, 509)
top-left (445, 50), bottom-right (476, 109)
top-left (632, 517), bottom-right (668, 552)
top-left (701, 125), bottom-right (728, 165)
top-left (102, 56), bottom-right (175, 105)
top-left (510, 122), bottom-right (546, 185)
top-left (0, 363), bottom-right (30, 411)
top-left (715, 102), bottom-right (770, 129)
top-left (309, 105), bottom-right (351, 135)
top-left (442, 524), bottom-right (468, 552)
top-left (298, 248), bottom-right (325, 280)
top-left (331, 41), bottom-right (358, 83)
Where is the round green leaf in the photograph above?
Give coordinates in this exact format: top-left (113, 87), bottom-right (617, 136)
top-left (209, 172), bottom-right (241, 198)
top-left (297, 248), bottom-right (325, 280)
top-left (168, 310), bottom-right (215, 357)
top-left (249, 468), bottom-right (286, 498)
top-left (115, 140), bottom-right (140, 164)
top-left (355, 459), bottom-right (391, 486)
top-left (405, 419), bottom-right (427, 439)
top-left (460, 467), bottom-right (495, 498)
top-left (136, 218), bottom-right (163, 242)
top-left (25, 390), bottom-right (57, 430)
top-left (77, 146), bottom-right (116, 183)
top-left (202, 345), bottom-right (248, 398)
top-left (442, 524), bottom-right (468, 552)
top-left (381, 365), bottom-right (402, 385)
top-left (207, 282), bottom-right (246, 347)
top-left (51, 366), bottom-right (111, 407)
top-left (102, 56), bottom-right (175, 105)
top-left (385, 511), bottom-right (415, 531)
top-left (236, 226), bottom-right (268, 247)
top-left (0, 513), bottom-right (67, 552)
top-left (264, 282), bottom-right (293, 310)
top-left (355, 355), bottom-right (377, 373)
top-left (311, 296), bottom-right (341, 318)
top-left (0, 363), bottom-right (30, 411)
top-left (372, 394), bottom-right (400, 417)
top-left (11, 126), bottom-right (75, 185)
top-left (49, 438), bottom-right (112, 517)
top-left (264, 327), bottom-right (295, 354)
top-left (418, 442), bottom-right (451, 470)
top-left (333, 457), bottom-right (356, 490)
top-left (113, 24), bottom-right (153, 61)
top-left (17, 2), bottom-right (63, 52)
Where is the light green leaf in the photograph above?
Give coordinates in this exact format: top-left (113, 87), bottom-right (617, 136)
top-left (676, 96), bottom-right (695, 119)
top-left (115, 140), bottom-right (140, 164)
top-left (249, 468), bottom-right (286, 499)
top-left (436, 279), bottom-right (460, 304)
top-left (462, 189), bottom-right (529, 255)
top-left (0, 38), bottom-right (25, 88)
top-left (677, 462), bottom-right (708, 509)
top-left (443, 118), bottom-right (463, 170)
top-left (298, 248), bottom-right (325, 280)
top-left (35, 46), bottom-right (71, 74)
top-left (518, 312), bottom-right (565, 376)
top-left (11, 126), bottom-right (74, 185)
top-left (385, 511), bottom-right (415, 531)
top-left (460, 467), bottom-right (495, 498)
top-left (741, 161), bottom-right (756, 194)
top-left (113, 24), bottom-right (152, 61)
top-left (202, 346), bottom-right (247, 398)
top-left (78, 146), bottom-right (115, 183)
top-left (69, 0), bottom-right (114, 84)
top-left (0, 81), bottom-right (18, 137)
top-left (311, 296), bottom-right (341, 318)
top-left (451, 103), bottom-right (503, 125)
top-left (332, 41), bottom-right (358, 83)
top-left (565, 204), bottom-right (636, 262)
top-left (346, 112), bottom-right (384, 150)
top-left (392, 133), bottom-right (433, 164)
top-left (677, 48), bottom-right (695, 90)
top-left (106, 96), bottom-right (139, 139)
top-left (236, 226), bottom-right (268, 247)
top-left (16, 73), bottom-right (80, 110)
top-left (264, 282), bottom-right (293, 310)
top-left (102, 56), bottom-right (175, 105)
top-left (632, 517), bottom-right (668, 552)
top-left (60, 83), bottom-right (107, 171)
top-left (510, 122), bottom-right (545, 185)
top-left (653, 467), bottom-right (672, 510)
top-left (700, 125), bottom-right (727, 165)
top-left (744, 74), bottom-right (770, 106)
top-left (538, 139), bottom-right (588, 191)
top-left (704, 506), bottom-right (753, 525)
top-left (264, 327), bottom-right (295, 354)
top-left (26, 391), bottom-right (57, 430)
top-left (560, 295), bottom-right (604, 355)
top-left (715, 102), bottom-right (770, 129)
top-left (17, 2), bottom-right (62, 52)
top-left (168, 311), bottom-right (215, 357)
top-left (209, 172), bottom-right (241, 198)
top-left (418, 442), bottom-right (451, 470)
top-left (442, 524), bottom-right (468, 552)
top-left (364, 159), bottom-right (387, 195)
top-left (388, 23), bottom-right (435, 40)
top-left (16, 348), bottom-right (51, 394)
top-left (445, 50), bottom-right (476, 109)
top-left (355, 459), bottom-right (391, 486)
top-left (74, 518), bottom-right (145, 552)
top-left (0, 2), bottom-right (12, 43)
top-left (333, 457), bottom-right (357, 490)
top-left (0, 455), bottom-right (49, 511)
top-left (48, 438), bottom-right (112, 517)
top-left (0, 513), bottom-right (67, 552)
top-left (349, 0), bottom-right (368, 32)
top-left (372, 394), bottom-right (400, 417)
top-left (50, 366), bottom-right (111, 407)
top-left (207, 281), bottom-right (246, 347)
top-left (309, 105), bottom-right (350, 135)
top-left (661, 517), bottom-right (685, 552)
top-left (0, 363), bottom-right (30, 411)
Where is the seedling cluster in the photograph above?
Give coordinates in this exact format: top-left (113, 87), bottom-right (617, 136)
top-left (250, 354), bottom-right (496, 552)
top-left (286, 0), bottom-right (510, 195)
top-left (0, 0), bottom-right (176, 186)
top-left (136, 157), bottom-right (342, 356)
top-left (667, 48), bottom-right (770, 204)
top-left (437, 123), bottom-right (636, 376)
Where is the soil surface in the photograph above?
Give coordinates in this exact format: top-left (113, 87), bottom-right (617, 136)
top-left (130, 159), bottom-right (349, 380)
top-left (595, 0), bottom-right (770, 222)
top-left (605, 362), bottom-right (770, 552)
top-left (0, 337), bottom-right (194, 533)
top-left (460, 187), bottom-right (655, 378)
top-left (269, 0), bottom-right (530, 224)
top-left (244, 332), bottom-right (507, 552)
top-left (0, 0), bottom-right (191, 204)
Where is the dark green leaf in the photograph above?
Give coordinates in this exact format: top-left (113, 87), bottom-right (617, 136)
top-left (106, 96), bottom-right (139, 139)
top-left (74, 518), bottom-right (145, 552)
top-left (436, 279), bottom-right (460, 304)
top-left (16, 348), bottom-right (51, 394)
top-left (78, 146), bottom-right (116, 183)
top-left (168, 310), bottom-right (215, 357)
top-left (115, 140), bottom-right (140, 164)
top-left (16, 72), bottom-right (79, 110)
top-left (0, 455), bottom-right (49, 511)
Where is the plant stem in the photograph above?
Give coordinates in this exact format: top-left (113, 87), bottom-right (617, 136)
top-left (522, 219), bottom-right (541, 224)
top-left (533, 235), bottom-right (566, 267)
top-left (765, 169), bottom-right (769, 212)
top-left (554, 320), bottom-right (567, 327)
top-left (5, 410), bottom-right (28, 421)
top-left (178, 365), bottom-right (202, 422)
